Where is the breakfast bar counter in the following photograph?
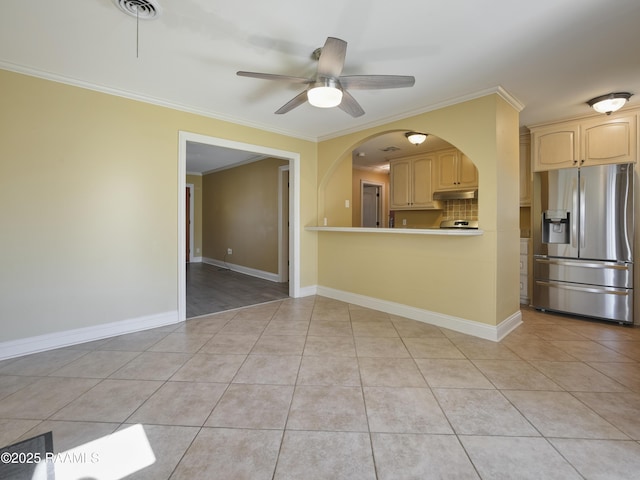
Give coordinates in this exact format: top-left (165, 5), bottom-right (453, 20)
top-left (305, 226), bottom-right (484, 236)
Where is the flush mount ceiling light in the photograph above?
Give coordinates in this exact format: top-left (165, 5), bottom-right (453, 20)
top-left (405, 132), bottom-right (428, 145)
top-left (307, 79), bottom-right (343, 108)
top-left (587, 92), bottom-right (632, 115)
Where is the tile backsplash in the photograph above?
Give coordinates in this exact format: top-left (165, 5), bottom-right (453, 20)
top-left (442, 199), bottom-right (478, 220)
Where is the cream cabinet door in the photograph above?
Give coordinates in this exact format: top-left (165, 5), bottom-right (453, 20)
top-left (411, 156), bottom-right (437, 207)
top-left (435, 149), bottom-right (478, 190)
top-left (389, 159), bottom-right (411, 209)
top-left (582, 114), bottom-right (637, 166)
top-left (532, 124), bottom-right (580, 171)
top-left (435, 149), bottom-right (459, 190)
top-left (458, 153), bottom-right (478, 188)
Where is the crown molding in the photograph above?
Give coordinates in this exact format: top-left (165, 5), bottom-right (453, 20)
top-left (3, 62), bottom-right (527, 145)
top-left (0, 61), bottom-right (318, 142)
top-left (318, 85), bottom-right (525, 142)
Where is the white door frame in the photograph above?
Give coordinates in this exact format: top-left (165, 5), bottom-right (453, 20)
top-left (360, 180), bottom-right (384, 228)
top-left (278, 165), bottom-right (290, 283)
top-left (177, 131), bottom-right (301, 321)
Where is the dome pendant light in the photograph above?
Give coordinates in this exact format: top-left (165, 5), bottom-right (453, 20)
top-left (405, 132), bottom-right (428, 145)
top-left (587, 92), bottom-right (632, 115)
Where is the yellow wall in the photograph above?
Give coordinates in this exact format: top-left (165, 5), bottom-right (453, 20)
top-left (320, 154), bottom-right (353, 226)
top-left (0, 69), bottom-right (317, 343)
top-left (186, 174), bottom-right (203, 257)
top-left (316, 94), bottom-right (520, 326)
top-left (202, 157), bottom-right (288, 273)
top-left (0, 67), bottom-right (520, 345)
top-left (391, 210), bottom-right (443, 229)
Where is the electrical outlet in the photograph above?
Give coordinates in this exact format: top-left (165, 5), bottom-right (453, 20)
top-left (402, 219), bottom-right (407, 226)
top-left (227, 248), bottom-right (233, 255)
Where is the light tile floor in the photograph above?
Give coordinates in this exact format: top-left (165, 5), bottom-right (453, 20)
top-left (2, 297), bottom-right (640, 479)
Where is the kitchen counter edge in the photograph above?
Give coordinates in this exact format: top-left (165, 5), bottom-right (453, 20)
top-left (305, 226), bottom-right (484, 236)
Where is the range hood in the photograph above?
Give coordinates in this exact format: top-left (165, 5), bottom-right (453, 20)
top-left (433, 189), bottom-right (478, 201)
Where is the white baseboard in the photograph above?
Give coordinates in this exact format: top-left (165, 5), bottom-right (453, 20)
top-left (495, 309), bottom-right (523, 341)
top-left (1, 287), bottom-right (523, 360)
top-left (0, 311), bottom-right (180, 361)
top-left (316, 286), bottom-right (522, 342)
top-left (296, 285), bottom-right (318, 298)
top-left (190, 256), bottom-right (203, 263)
top-left (202, 257), bottom-right (280, 283)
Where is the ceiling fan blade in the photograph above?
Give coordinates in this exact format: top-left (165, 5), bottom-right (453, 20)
top-left (236, 71), bottom-right (310, 84)
top-left (317, 37), bottom-right (347, 78)
top-left (275, 90), bottom-right (309, 114)
top-left (339, 75), bottom-right (415, 90)
top-left (338, 90), bottom-right (365, 118)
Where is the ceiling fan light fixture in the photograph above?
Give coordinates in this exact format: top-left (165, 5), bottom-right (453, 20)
top-left (307, 84), bottom-right (343, 108)
top-left (238, 37), bottom-right (414, 116)
top-left (405, 132), bottom-right (427, 145)
top-left (587, 92), bottom-right (632, 115)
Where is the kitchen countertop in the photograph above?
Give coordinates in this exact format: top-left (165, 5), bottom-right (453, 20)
top-left (305, 226), bottom-right (483, 236)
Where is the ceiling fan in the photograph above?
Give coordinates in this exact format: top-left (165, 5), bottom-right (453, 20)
top-left (237, 37), bottom-right (415, 117)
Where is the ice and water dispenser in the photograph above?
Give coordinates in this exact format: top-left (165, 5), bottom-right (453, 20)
top-left (542, 210), bottom-right (570, 244)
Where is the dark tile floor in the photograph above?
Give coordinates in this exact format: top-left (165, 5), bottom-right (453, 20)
top-left (186, 262), bottom-right (289, 318)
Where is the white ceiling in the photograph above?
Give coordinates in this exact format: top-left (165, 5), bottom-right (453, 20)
top-left (2, 0), bottom-right (640, 171)
top-left (352, 132), bottom-right (455, 172)
top-left (186, 141), bottom-right (267, 174)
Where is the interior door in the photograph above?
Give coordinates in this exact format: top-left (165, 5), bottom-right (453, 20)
top-left (185, 187), bottom-right (190, 263)
top-left (362, 185), bottom-right (380, 227)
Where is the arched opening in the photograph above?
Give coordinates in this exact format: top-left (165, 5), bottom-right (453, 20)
top-left (320, 130), bottom-right (480, 229)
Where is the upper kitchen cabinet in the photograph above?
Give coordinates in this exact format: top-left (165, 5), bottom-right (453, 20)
top-left (434, 148), bottom-right (478, 191)
top-left (389, 154), bottom-right (440, 210)
top-left (582, 114), bottom-right (637, 165)
top-left (530, 124), bottom-right (579, 171)
top-left (531, 110), bottom-right (638, 171)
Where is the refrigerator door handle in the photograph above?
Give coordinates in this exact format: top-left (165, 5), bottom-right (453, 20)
top-left (579, 175), bottom-right (586, 249)
top-left (571, 177), bottom-right (579, 249)
top-left (534, 258), bottom-right (631, 270)
top-left (535, 280), bottom-right (630, 296)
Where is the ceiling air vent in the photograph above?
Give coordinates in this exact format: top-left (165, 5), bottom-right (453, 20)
top-left (380, 146), bottom-right (401, 152)
top-left (113, 0), bottom-right (162, 20)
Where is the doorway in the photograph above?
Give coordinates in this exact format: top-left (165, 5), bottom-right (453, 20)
top-left (361, 181), bottom-right (384, 227)
top-left (177, 131), bottom-right (301, 321)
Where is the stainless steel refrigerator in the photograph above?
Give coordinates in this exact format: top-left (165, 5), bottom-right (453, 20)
top-left (533, 163), bottom-right (634, 324)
